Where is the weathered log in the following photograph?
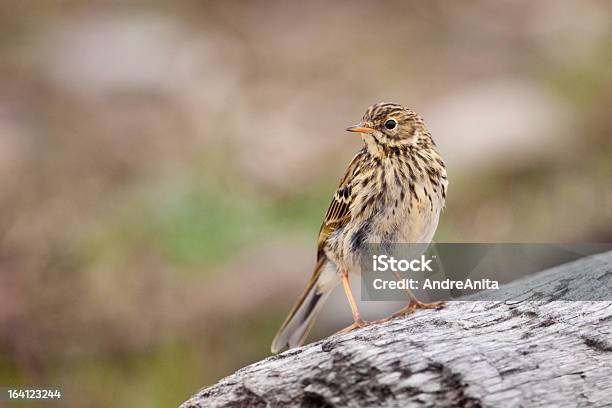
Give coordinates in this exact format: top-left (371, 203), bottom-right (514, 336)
top-left (181, 251), bottom-right (612, 407)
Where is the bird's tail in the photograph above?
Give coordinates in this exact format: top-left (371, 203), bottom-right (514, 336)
top-left (271, 260), bottom-right (338, 353)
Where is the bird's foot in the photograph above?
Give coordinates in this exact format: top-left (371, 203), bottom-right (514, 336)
top-left (390, 300), bottom-right (445, 318)
top-left (336, 301), bottom-right (446, 333)
top-left (409, 299), bottom-right (446, 310)
top-left (337, 317), bottom-right (370, 333)
top-left (370, 300), bottom-right (446, 324)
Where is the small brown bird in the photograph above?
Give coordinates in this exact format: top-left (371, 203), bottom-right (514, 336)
top-left (271, 102), bottom-right (448, 353)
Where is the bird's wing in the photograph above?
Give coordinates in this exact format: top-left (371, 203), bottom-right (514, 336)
top-left (271, 151), bottom-right (364, 353)
top-left (316, 151), bottom-right (363, 260)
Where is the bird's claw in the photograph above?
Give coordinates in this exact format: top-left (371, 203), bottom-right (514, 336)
top-left (411, 300), bottom-right (446, 310)
top-left (338, 318), bottom-right (370, 333)
top-left (336, 301), bottom-right (446, 334)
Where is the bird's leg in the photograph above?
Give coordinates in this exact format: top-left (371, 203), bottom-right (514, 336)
top-left (337, 270), bottom-right (369, 333)
top-left (394, 270), bottom-right (446, 311)
top-left (372, 271), bottom-right (446, 324)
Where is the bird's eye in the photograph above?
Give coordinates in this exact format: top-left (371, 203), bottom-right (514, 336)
top-left (384, 119), bottom-right (397, 130)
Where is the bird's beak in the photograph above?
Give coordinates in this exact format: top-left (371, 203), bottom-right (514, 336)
top-left (346, 124), bottom-right (374, 134)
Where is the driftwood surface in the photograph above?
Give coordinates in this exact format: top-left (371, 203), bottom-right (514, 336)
top-left (181, 251), bottom-right (612, 408)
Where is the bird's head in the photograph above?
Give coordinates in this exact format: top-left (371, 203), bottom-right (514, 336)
top-left (347, 102), bottom-right (431, 153)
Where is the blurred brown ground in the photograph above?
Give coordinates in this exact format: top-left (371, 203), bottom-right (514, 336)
top-left (0, 1), bottom-right (611, 407)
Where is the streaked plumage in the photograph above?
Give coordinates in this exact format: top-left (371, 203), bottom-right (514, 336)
top-left (271, 102), bottom-right (448, 353)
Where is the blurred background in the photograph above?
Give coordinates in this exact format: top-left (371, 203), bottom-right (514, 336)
top-left (1, 1), bottom-right (611, 407)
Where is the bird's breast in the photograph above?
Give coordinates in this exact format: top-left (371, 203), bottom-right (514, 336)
top-left (351, 156), bottom-right (446, 245)
top-left (325, 151), bottom-right (447, 272)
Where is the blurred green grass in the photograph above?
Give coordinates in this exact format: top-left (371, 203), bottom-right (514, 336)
top-left (79, 176), bottom-right (333, 273)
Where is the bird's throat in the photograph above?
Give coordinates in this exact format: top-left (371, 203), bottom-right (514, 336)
top-left (362, 133), bottom-right (385, 157)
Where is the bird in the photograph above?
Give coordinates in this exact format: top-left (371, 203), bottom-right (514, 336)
top-left (271, 102), bottom-right (448, 353)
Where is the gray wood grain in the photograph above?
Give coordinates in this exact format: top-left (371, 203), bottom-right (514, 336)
top-left (181, 251), bottom-right (612, 408)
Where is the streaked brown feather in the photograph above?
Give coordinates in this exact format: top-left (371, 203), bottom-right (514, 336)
top-left (316, 151), bottom-right (363, 260)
